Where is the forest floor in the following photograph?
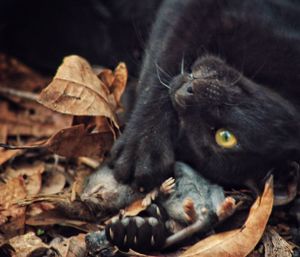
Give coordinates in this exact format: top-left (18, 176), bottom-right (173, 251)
top-left (0, 53), bottom-right (299, 257)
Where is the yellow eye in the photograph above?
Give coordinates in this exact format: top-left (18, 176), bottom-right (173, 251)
top-left (215, 129), bottom-right (237, 148)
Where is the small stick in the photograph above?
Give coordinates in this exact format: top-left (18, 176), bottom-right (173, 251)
top-left (0, 142), bottom-right (46, 150)
top-left (0, 85), bottom-right (39, 101)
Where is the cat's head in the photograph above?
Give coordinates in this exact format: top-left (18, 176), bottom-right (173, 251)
top-left (169, 55), bottom-right (300, 185)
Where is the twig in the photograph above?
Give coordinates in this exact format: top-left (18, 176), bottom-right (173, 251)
top-left (78, 157), bottom-right (100, 169)
top-left (13, 193), bottom-right (71, 206)
top-left (0, 142), bottom-right (46, 150)
top-left (0, 85), bottom-right (39, 101)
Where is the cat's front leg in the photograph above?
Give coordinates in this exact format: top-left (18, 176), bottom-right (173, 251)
top-left (109, 86), bottom-right (177, 191)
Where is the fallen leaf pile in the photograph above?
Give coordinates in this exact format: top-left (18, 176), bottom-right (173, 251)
top-left (0, 54), bottom-right (127, 256)
top-left (0, 53), bottom-right (297, 257)
top-left (0, 55), bottom-right (128, 158)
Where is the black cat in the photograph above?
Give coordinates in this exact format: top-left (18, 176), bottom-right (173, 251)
top-left (105, 1), bottom-right (300, 251)
top-left (109, 0), bottom-right (300, 191)
top-left (106, 52), bottom-right (300, 252)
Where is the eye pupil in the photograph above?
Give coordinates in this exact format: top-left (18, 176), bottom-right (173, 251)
top-left (221, 131), bottom-right (230, 141)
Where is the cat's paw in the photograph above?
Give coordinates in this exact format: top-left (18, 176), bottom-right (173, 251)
top-left (105, 216), bottom-right (167, 252)
top-left (109, 128), bottom-right (174, 191)
top-left (105, 204), bottom-right (169, 252)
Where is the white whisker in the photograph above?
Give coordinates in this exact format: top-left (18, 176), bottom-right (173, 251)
top-left (155, 62), bottom-right (172, 78)
top-left (155, 63), bottom-right (171, 89)
top-left (181, 54), bottom-right (185, 75)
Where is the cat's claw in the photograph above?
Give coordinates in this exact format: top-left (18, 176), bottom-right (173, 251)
top-left (105, 208), bottom-right (168, 252)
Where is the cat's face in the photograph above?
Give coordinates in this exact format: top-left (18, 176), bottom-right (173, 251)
top-left (169, 56), bottom-right (300, 185)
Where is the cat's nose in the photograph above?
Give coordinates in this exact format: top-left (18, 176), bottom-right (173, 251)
top-left (175, 82), bottom-right (194, 99)
top-left (186, 85), bottom-right (194, 94)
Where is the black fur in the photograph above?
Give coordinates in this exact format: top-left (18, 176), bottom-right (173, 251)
top-left (105, 2), bottom-right (300, 249)
top-left (109, 0), bottom-right (300, 189)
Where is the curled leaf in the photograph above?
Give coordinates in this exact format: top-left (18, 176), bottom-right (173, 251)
top-left (38, 55), bottom-right (119, 128)
top-left (109, 62), bottom-right (128, 110)
top-left (0, 124), bottom-right (114, 158)
top-left (44, 124), bottom-right (114, 158)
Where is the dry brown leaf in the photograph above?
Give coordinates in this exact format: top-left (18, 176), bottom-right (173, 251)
top-left (94, 116), bottom-right (115, 133)
top-left (0, 53), bottom-right (49, 92)
top-left (0, 124), bottom-right (7, 143)
top-left (71, 62), bottom-right (128, 137)
top-left (67, 234), bottom-right (86, 257)
top-left (27, 202), bottom-right (56, 217)
top-left (0, 100), bottom-right (72, 137)
top-left (110, 62), bottom-right (128, 107)
top-left (50, 238), bottom-right (70, 257)
top-left (43, 124), bottom-right (114, 158)
top-left (123, 199), bottom-right (148, 217)
top-left (3, 124), bottom-right (115, 158)
top-left (0, 177), bottom-right (27, 237)
top-left (16, 194), bottom-right (70, 208)
top-left (72, 115), bottom-right (115, 134)
top-left (38, 55), bottom-right (119, 128)
top-left (40, 170), bottom-right (66, 195)
top-left (0, 124), bottom-right (23, 165)
top-left (50, 234), bottom-right (86, 257)
top-left (98, 62), bottom-right (128, 111)
top-left (262, 227), bottom-right (294, 257)
top-left (0, 177), bottom-right (27, 212)
top-left (26, 208), bottom-right (98, 231)
top-left (0, 148), bottom-right (22, 165)
top-left (98, 68), bottom-right (114, 88)
top-left (8, 232), bottom-right (49, 257)
top-left (5, 162), bottom-right (45, 196)
top-left (98, 63), bottom-right (128, 105)
top-left (181, 176), bottom-right (274, 257)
